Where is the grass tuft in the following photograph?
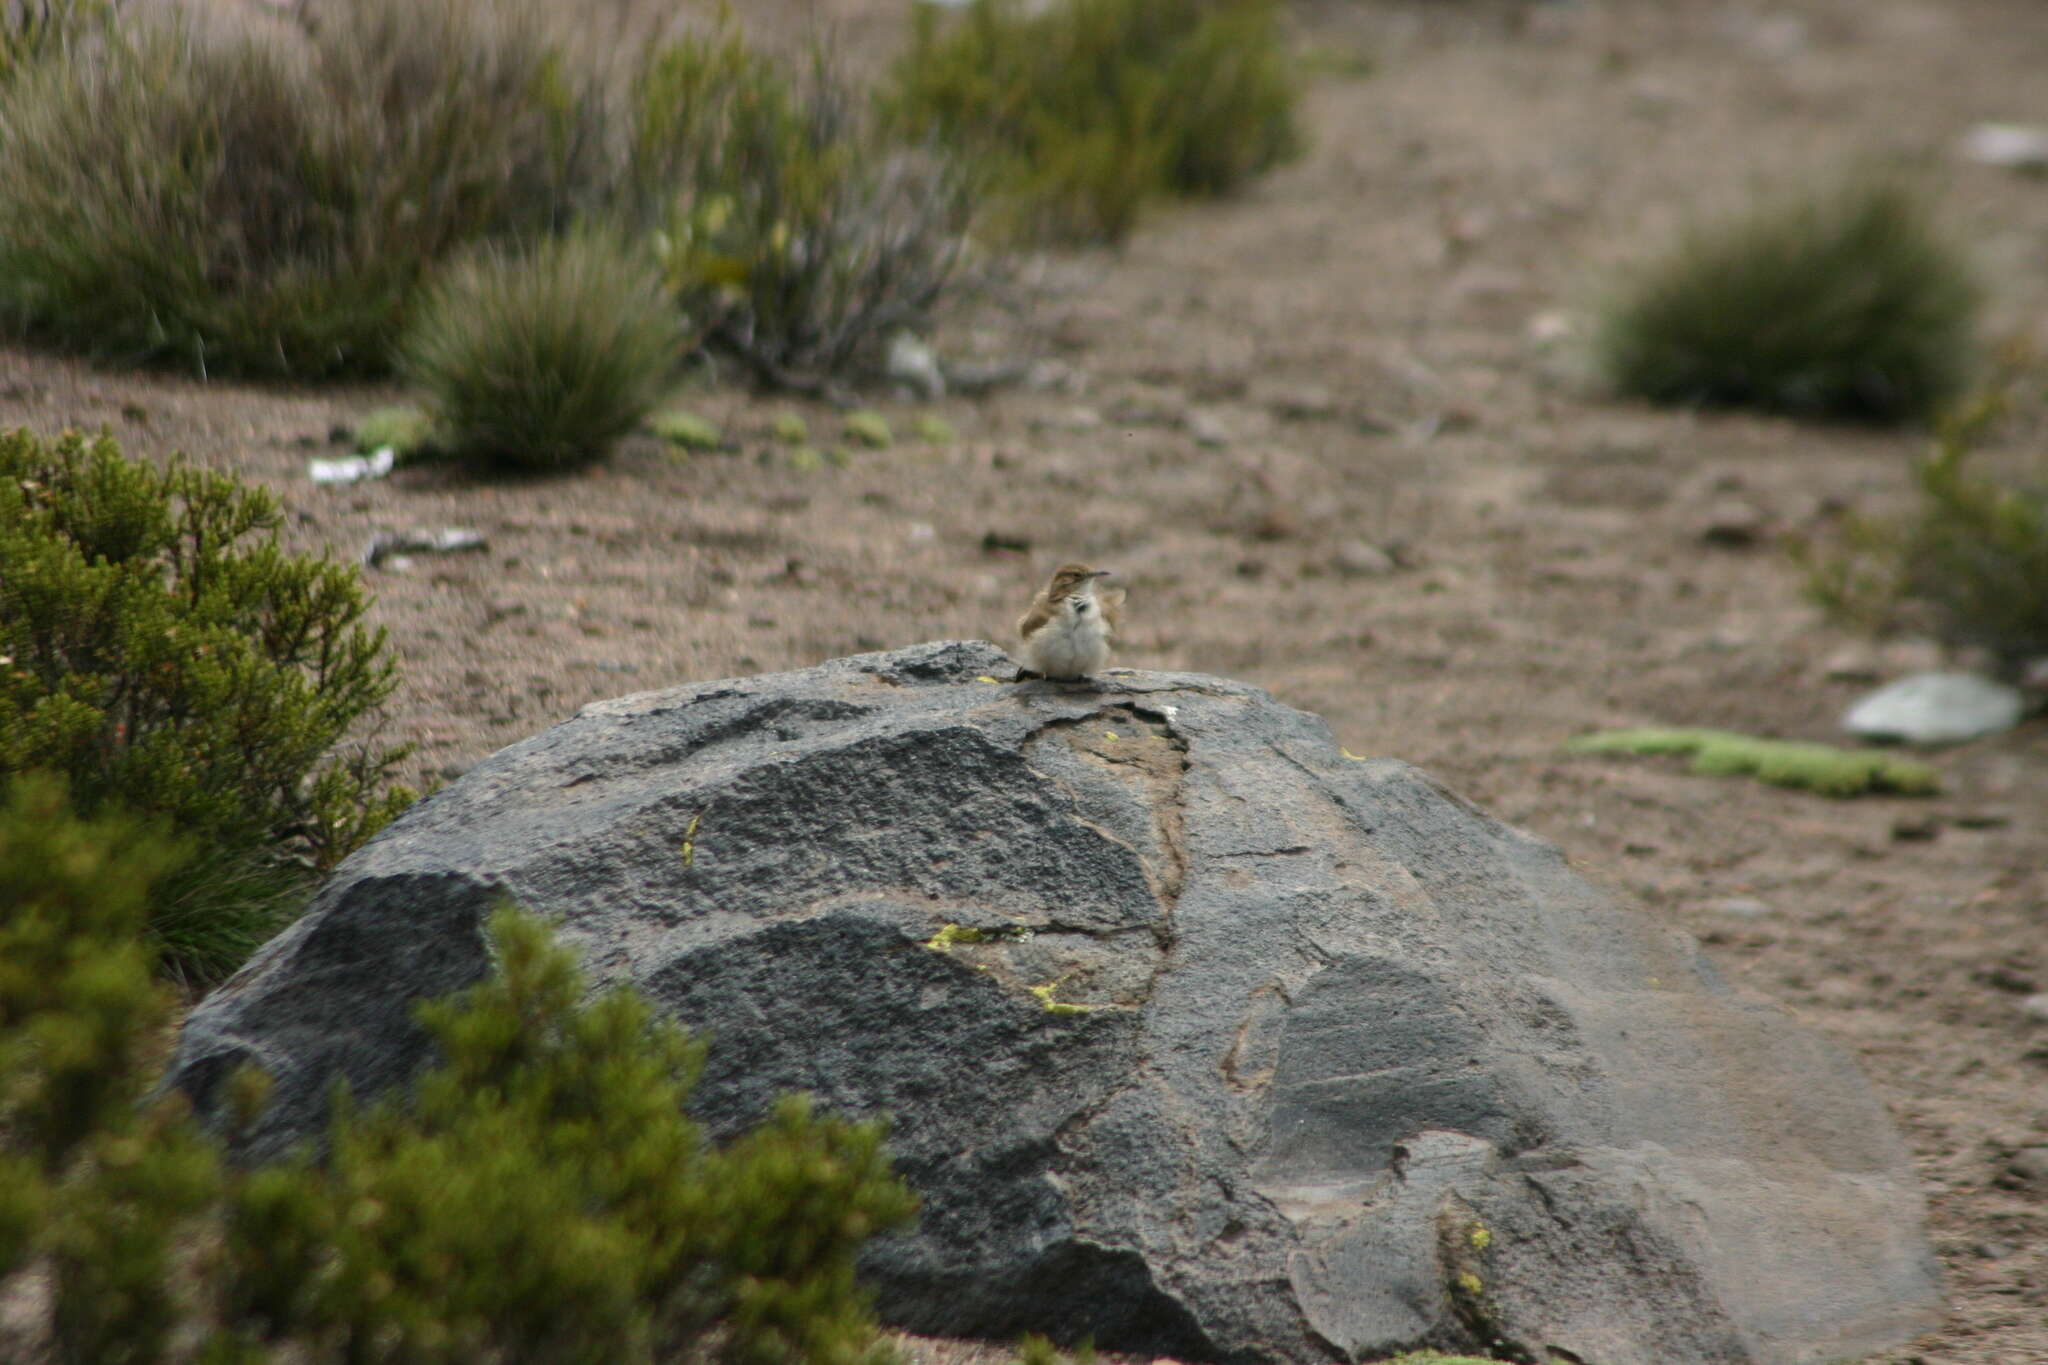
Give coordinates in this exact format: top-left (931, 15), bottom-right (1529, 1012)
top-left (1594, 179), bottom-right (1980, 423)
top-left (0, 0), bottom-right (607, 379)
top-left (885, 0), bottom-right (1300, 244)
top-left (843, 410), bottom-right (894, 449)
top-left (641, 30), bottom-right (977, 390)
top-left (1802, 392), bottom-right (2048, 670)
top-left (400, 232), bottom-right (683, 473)
top-left (352, 404), bottom-right (440, 459)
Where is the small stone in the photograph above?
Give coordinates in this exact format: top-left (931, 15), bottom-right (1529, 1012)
top-left (1843, 672), bottom-right (2025, 746)
top-left (1696, 499), bottom-right (1769, 547)
top-left (308, 447), bottom-right (396, 486)
top-left (1958, 123), bottom-right (2048, 171)
top-left (1105, 386), bottom-right (1186, 428)
top-left (1952, 811), bottom-right (2011, 830)
top-left (1526, 309), bottom-right (1575, 344)
top-left (2015, 993), bottom-right (2048, 1022)
top-left (885, 330), bottom-right (946, 399)
top-left (1262, 384), bottom-right (1340, 421)
top-left (1976, 965), bottom-right (2038, 995)
top-left (1186, 409), bottom-right (1230, 448)
top-left (2006, 1148), bottom-right (2048, 1187)
top-left (1820, 648), bottom-right (1884, 684)
top-left (1705, 897), bottom-right (1772, 919)
top-left (842, 411), bottom-right (893, 450)
top-left (942, 359), bottom-right (1032, 396)
top-left (1331, 541), bottom-right (1398, 578)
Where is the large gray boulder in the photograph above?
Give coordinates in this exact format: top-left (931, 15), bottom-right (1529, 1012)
top-left (167, 642), bottom-right (1940, 1365)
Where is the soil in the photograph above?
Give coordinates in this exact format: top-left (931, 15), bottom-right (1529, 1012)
top-left (4, 1), bottom-right (2046, 1361)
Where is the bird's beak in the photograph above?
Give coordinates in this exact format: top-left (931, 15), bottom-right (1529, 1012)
top-left (1090, 569), bottom-right (1114, 579)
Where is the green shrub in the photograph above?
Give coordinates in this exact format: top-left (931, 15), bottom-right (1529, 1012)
top-left (1566, 727), bottom-right (1939, 797)
top-left (1803, 396), bottom-right (2048, 668)
top-left (884, 0), bottom-right (1300, 244)
top-left (215, 906), bottom-right (915, 1365)
top-left (0, 773), bottom-right (224, 1364)
top-left (401, 231), bottom-right (683, 472)
top-left (1594, 179), bottom-right (1980, 422)
top-left (0, 0), bottom-right (605, 378)
top-left (2, 803), bottom-right (917, 1364)
top-left (0, 427), bottom-right (413, 978)
top-left (638, 31), bottom-right (976, 388)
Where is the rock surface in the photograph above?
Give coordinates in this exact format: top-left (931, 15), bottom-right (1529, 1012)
top-left (166, 642), bottom-right (1940, 1365)
top-left (1843, 671), bottom-right (2026, 746)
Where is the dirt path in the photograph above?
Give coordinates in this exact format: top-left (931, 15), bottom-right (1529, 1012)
top-left (4, 1), bottom-right (2045, 1360)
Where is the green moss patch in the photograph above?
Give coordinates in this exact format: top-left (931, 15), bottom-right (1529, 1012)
top-left (1566, 727), bottom-right (1939, 797)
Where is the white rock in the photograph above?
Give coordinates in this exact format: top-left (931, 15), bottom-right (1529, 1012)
top-left (1185, 409), bottom-right (1230, 448)
top-left (1331, 541), bottom-right (1398, 578)
top-left (308, 446), bottom-right (396, 485)
top-left (885, 330), bottom-right (946, 400)
top-left (1958, 123), bottom-right (2048, 171)
top-left (1843, 672), bottom-right (2025, 746)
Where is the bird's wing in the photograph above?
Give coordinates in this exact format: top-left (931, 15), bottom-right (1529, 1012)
top-left (1099, 586), bottom-right (1126, 635)
top-left (1016, 598), bottom-right (1055, 641)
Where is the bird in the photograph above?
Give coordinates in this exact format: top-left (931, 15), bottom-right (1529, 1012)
top-left (1015, 562), bottom-right (1124, 682)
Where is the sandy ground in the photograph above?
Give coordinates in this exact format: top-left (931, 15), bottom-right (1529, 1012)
top-left (4, 1), bottom-right (2046, 1360)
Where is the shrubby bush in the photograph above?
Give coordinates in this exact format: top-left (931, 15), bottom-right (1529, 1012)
top-left (0, 427), bottom-right (413, 978)
top-left (1594, 179), bottom-right (1980, 423)
top-left (0, 0), bottom-right (979, 390)
top-left (1803, 396), bottom-right (2048, 670)
top-left (216, 905), bottom-right (916, 1365)
top-left (0, 775), bottom-right (224, 1364)
top-left (884, 0), bottom-right (1300, 244)
top-left (1, 784), bottom-right (918, 1365)
top-left (636, 31), bottom-right (976, 390)
top-left (401, 232), bottom-right (683, 472)
top-left (0, 0), bottom-right (604, 378)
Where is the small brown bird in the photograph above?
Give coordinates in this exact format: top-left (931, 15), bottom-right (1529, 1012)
top-left (1015, 562), bottom-right (1124, 681)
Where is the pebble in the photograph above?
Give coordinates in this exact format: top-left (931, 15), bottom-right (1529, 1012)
top-left (1331, 541), bottom-right (1398, 578)
top-left (2007, 1148), bottom-right (2048, 1188)
top-left (1705, 897), bottom-right (1773, 919)
top-left (1261, 383), bottom-right (1340, 421)
top-left (1695, 498), bottom-right (1769, 547)
top-left (2018, 993), bottom-right (2048, 1023)
top-left (884, 330), bottom-right (946, 400)
top-left (1958, 122), bottom-right (2048, 171)
top-left (1820, 647), bottom-right (1884, 683)
top-left (1842, 672), bottom-right (2026, 746)
top-left (1185, 409), bottom-right (1231, 448)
